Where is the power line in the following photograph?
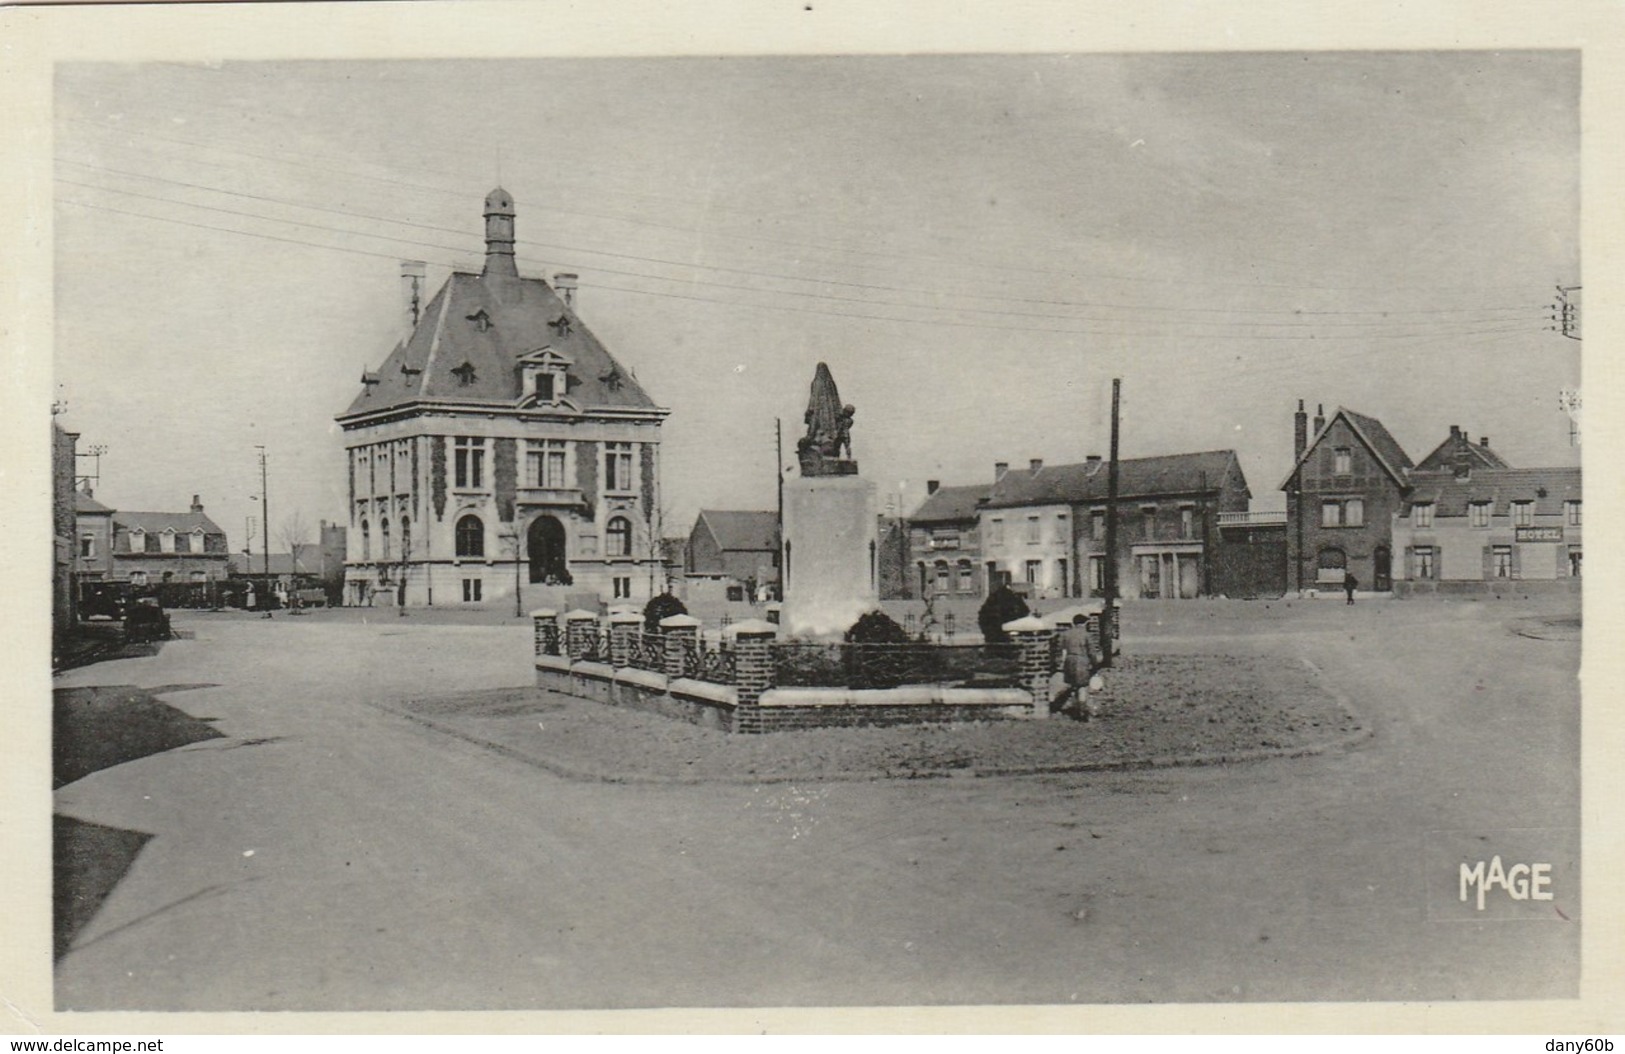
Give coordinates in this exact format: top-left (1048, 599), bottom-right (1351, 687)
top-left (59, 115), bottom-right (1552, 300)
top-left (58, 165), bottom-right (1548, 333)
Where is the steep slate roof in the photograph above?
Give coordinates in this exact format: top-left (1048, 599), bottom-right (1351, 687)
top-left (1415, 430), bottom-right (1512, 472)
top-left (1402, 467), bottom-right (1581, 517)
top-left (75, 492), bottom-right (113, 514)
top-left (696, 510), bottom-right (780, 552)
top-left (114, 510), bottom-right (226, 537)
top-left (1279, 407), bottom-right (1414, 490)
top-left (910, 483), bottom-right (989, 524)
top-left (342, 270), bottom-right (658, 417)
top-left (983, 450), bottom-right (1242, 510)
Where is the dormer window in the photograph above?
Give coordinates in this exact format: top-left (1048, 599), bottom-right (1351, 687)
top-left (129, 528), bottom-right (145, 552)
top-left (550, 314), bottom-right (572, 338)
top-left (452, 361), bottom-right (477, 386)
top-left (600, 366), bottom-right (623, 392)
top-left (466, 309), bottom-right (493, 332)
top-left (160, 527), bottom-right (177, 554)
top-left (360, 370), bottom-right (381, 388)
top-left (400, 362), bottom-right (422, 378)
top-left (517, 346), bottom-right (573, 408)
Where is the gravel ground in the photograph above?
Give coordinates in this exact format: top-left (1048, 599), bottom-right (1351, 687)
top-left (393, 653), bottom-right (1362, 782)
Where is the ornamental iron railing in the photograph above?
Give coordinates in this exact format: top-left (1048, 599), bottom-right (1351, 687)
top-left (678, 636), bottom-right (738, 685)
top-left (579, 626), bottom-right (611, 663)
top-left (626, 629), bottom-right (666, 672)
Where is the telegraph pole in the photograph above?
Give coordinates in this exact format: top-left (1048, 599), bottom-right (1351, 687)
top-left (257, 446), bottom-right (271, 617)
top-left (1102, 378), bottom-right (1121, 669)
top-left (776, 417), bottom-right (786, 599)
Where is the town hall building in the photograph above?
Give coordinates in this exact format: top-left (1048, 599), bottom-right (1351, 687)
top-left (334, 189), bottom-right (669, 609)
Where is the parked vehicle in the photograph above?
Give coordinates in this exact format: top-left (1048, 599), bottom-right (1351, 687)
top-left (124, 596), bottom-right (172, 643)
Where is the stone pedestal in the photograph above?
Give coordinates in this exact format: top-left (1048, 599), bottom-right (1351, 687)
top-left (781, 474), bottom-right (879, 639)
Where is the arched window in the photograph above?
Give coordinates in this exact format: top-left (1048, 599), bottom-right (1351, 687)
top-left (456, 514), bottom-right (484, 558)
top-left (957, 559), bottom-right (974, 593)
top-left (606, 516), bottom-right (633, 558)
top-left (360, 520), bottom-right (370, 561)
top-left (934, 560), bottom-right (950, 594)
top-left (381, 517), bottom-right (391, 561)
top-left (400, 516), bottom-right (411, 557)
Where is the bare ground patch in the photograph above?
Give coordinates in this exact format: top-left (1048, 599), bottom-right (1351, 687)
top-left (393, 653), bottom-right (1362, 782)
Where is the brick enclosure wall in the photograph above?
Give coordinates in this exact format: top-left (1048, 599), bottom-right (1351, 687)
top-left (733, 701), bottom-right (1032, 734)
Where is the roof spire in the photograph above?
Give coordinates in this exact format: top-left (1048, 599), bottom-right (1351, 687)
top-left (483, 187), bottom-right (517, 277)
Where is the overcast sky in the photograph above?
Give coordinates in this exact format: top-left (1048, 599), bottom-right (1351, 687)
top-left (52, 51), bottom-right (1579, 549)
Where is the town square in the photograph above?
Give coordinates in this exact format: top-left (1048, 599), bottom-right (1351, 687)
top-left (16, 30), bottom-right (1601, 1029)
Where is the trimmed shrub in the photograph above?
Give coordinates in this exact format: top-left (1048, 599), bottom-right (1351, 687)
top-left (978, 585), bottom-right (1030, 644)
top-left (844, 609), bottom-right (911, 644)
top-left (642, 592), bottom-right (688, 632)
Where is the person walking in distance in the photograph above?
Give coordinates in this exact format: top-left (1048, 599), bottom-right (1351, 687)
top-left (1344, 570), bottom-right (1358, 605)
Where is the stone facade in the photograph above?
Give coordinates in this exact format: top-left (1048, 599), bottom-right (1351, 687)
top-left (336, 190), bottom-right (669, 610)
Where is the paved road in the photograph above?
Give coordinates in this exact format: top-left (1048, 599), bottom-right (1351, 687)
top-left (52, 597), bottom-right (1579, 1010)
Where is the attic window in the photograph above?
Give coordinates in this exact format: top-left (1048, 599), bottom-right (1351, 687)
top-left (466, 309), bottom-right (493, 332)
top-left (550, 315), bottom-right (573, 338)
top-left (401, 362), bottom-right (422, 377)
top-left (360, 370), bottom-right (381, 387)
top-left (600, 366), bottom-right (623, 391)
top-left (452, 361), bottom-right (477, 386)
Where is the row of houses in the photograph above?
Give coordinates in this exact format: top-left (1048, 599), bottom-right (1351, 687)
top-left (691, 404), bottom-right (1581, 604)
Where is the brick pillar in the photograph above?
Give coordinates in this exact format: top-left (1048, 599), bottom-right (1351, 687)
top-left (530, 608), bottom-right (559, 657)
top-left (564, 609), bottom-right (598, 662)
top-left (660, 613), bottom-right (701, 679)
top-left (608, 611), bottom-right (642, 667)
top-left (726, 619), bottom-right (778, 707)
top-left (1005, 615), bottom-right (1054, 719)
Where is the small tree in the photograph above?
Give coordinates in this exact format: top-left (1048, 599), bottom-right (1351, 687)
top-left (643, 592), bottom-right (688, 632)
top-left (844, 609), bottom-right (910, 644)
top-left (978, 585), bottom-right (1030, 644)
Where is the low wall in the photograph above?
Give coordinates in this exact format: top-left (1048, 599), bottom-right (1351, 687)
top-left (533, 610), bottom-right (1054, 734)
top-left (536, 661), bottom-right (1038, 734)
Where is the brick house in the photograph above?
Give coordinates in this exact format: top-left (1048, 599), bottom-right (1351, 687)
top-left (979, 450), bottom-right (1253, 601)
top-left (110, 496), bottom-right (232, 586)
top-left (908, 481), bottom-right (990, 600)
top-left (73, 488), bottom-right (117, 581)
top-left (1281, 403), bottom-right (1414, 593)
top-left (335, 189), bottom-right (669, 610)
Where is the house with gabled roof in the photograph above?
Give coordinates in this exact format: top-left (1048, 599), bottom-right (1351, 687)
top-left (909, 481), bottom-right (992, 599)
top-left (978, 449), bottom-right (1254, 601)
top-left (334, 189), bottom-right (670, 609)
top-left (108, 495), bottom-right (232, 587)
top-left (1392, 467), bottom-right (1580, 592)
top-left (1415, 425), bottom-right (1511, 474)
top-left (1281, 401), bottom-right (1416, 593)
top-left (686, 510), bottom-right (781, 597)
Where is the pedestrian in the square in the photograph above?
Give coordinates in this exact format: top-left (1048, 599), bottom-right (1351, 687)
top-left (1344, 570), bottom-right (1358, 605)
top-left (1052, 613), bottom-right (1102, 718)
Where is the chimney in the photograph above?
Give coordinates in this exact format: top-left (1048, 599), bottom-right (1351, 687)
top-left (1293, 399), bottom-right (1308, 460)
top-left (190, 494), bottom-right (203, 514)
top-left (399, 260), bottom-right (426, 335)
top-left (554, 272), bottom-right (578, 308)
top-left (994, 461), bottom-right (1009, 480)
top-left (482, 187), bottom-right (518, 277)
top-left (1480, 436), bottom-right (1490, 448)
top-left (1029, 458), bottom-right (1044, 475)
top-left (1313, 403), bottom-right (1325, 436)
top-left (926, 480), bottom-right (941, 495)
top-left (1450, 424), bottom-right (1460, 439)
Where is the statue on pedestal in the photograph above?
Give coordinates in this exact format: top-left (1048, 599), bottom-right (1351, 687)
top-left (797, 362), bottom-right (858, 477)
